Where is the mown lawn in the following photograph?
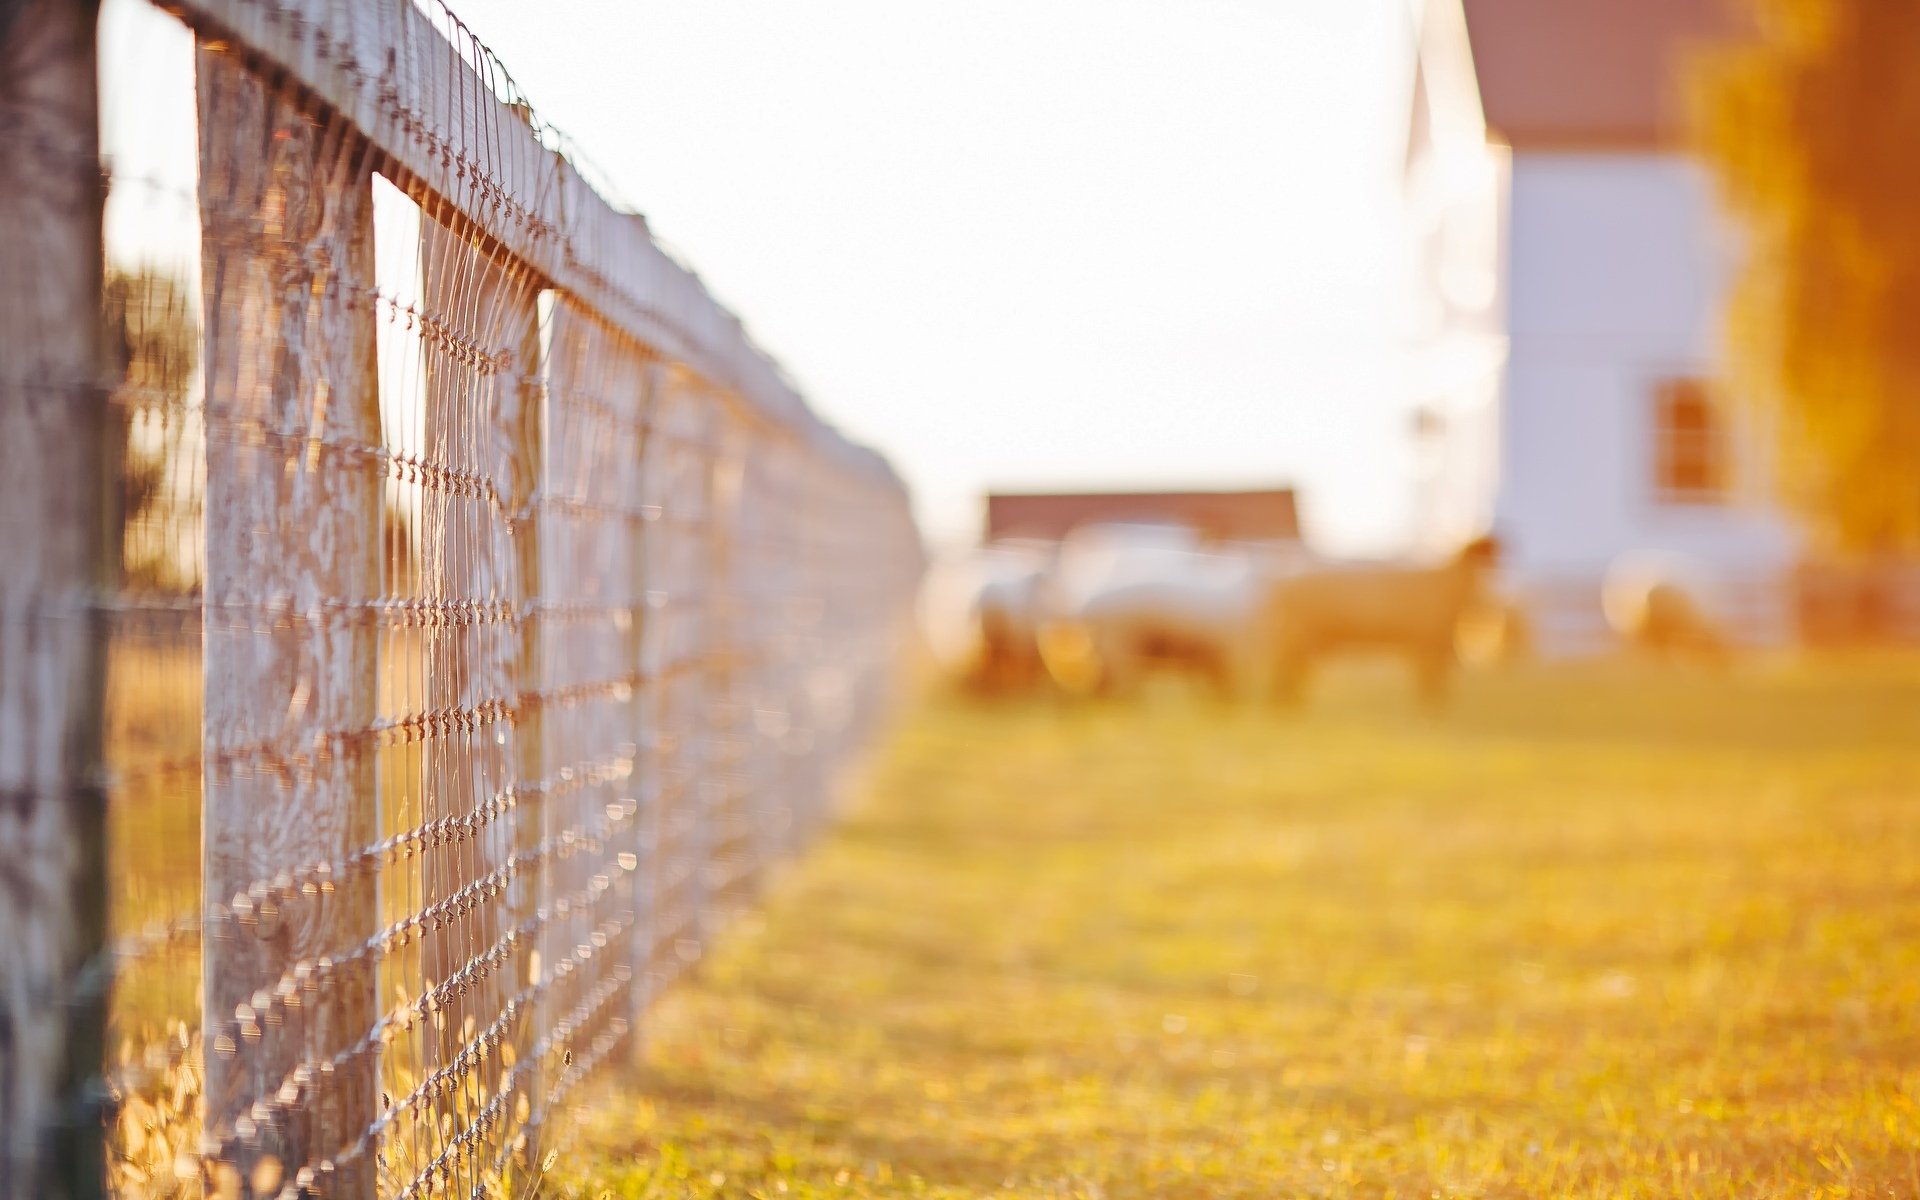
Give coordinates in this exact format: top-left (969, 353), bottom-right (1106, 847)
top-left (562, 658), bottom-right (1920, 1199)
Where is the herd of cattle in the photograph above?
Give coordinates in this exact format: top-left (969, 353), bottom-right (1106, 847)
top-left (922, 524), bottom-right (1733, 707)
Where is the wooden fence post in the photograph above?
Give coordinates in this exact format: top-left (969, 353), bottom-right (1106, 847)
top-left (196, 48), bottom-right (381, 1196)
top-left (624, 357), bottom-right (660, 1047)
top-left (0, 2), bottom-right (110, 1198)
top-left (638, 368), bottom-right (711, 996)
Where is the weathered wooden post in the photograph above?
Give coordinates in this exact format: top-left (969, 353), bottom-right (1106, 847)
top-left (706, 412), bottom-right (754, 920)
top-left (638, 368), bottom-right (712, 996)
top-left (632, 358), bottom-right (675, 1025)
top-left (0, 2), bottom-right (110, 1197)
top-left (623, 354), bottom-right (660, 1051)
top-left (196, 48), bottom-right (381, 1195)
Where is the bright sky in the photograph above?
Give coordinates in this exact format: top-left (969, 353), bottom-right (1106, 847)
top-left (438, 0), bottom-right (1422, 552)
top-left (100, 0), bottom-right (1422, 552)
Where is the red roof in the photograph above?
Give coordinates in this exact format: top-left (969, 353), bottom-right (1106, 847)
top-left (1460, 0), bottom-right (1745, 149)
top-left (984, 489), bottom-right (1300, 544)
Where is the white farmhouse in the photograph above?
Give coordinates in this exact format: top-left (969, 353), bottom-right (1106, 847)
top-left (1403, 0), bottom-right (1801, 654)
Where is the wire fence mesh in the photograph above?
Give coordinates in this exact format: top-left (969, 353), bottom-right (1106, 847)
top-left (2, 0), bottom-right (922, 1195)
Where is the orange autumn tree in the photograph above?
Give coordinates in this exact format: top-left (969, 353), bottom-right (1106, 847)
top-left (1692, 0), bottom-right (1920, 553)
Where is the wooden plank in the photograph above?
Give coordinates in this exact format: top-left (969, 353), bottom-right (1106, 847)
top-left (702, 412), bottom-right (754, 926)
top-left (0, 2), bottom-right (110, 1196)
top-left (196, 44), bottom-right (381, 1195)
top-left (636, 368), bottom-right (714, 996)
top-left (623, 357), bottom-right (666, 1038)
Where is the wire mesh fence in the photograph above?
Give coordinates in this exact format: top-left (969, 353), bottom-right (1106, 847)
top-left (1, 0), bottom-right (922, 1195)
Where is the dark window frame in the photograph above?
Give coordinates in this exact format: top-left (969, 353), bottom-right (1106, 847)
top-left (1652, 377), bottom-right (1729, 506)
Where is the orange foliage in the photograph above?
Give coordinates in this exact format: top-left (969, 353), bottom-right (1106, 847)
top-left (1692, 0), bottom-right (1920, 552)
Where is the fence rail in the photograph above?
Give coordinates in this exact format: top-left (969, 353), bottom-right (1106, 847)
top-left (0, 0), bottom-right (922, 1195)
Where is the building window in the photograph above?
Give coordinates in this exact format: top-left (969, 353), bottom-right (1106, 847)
top-left (1653, 378), bottom-right (1729, 505)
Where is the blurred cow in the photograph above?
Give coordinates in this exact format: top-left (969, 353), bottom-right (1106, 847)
top-left (920, 539), bottom-right (1053, 693)
top-left (1601, 551), bottom-right (1732, 665)
top-left (1038, 524), bottom-right (1305, 699)
top-left (1266, 535), bottom-right (1502, 709)
top-left (1455, 583), bottom-right (1536, 669)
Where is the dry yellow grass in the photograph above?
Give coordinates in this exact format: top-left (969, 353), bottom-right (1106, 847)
top-left (103, 633), bottom-right (205, 1197)
top-left (561, 656), bottom-right (1920, 1199)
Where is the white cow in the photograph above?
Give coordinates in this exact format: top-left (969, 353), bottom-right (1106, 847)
top-left (1265, 536), bottom-right (1502, 708)
top-left (920, 539), bottom-right (1053, 692)
top-left (1039, 524), bottom-right (1307, 698)
top-left (1601, 550), bottom-right (1734, 664)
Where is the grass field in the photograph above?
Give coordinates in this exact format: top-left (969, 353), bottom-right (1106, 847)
top-left (561, 658), bottom-right (1920, 1199)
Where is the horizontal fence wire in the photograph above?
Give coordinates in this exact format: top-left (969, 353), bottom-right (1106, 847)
top-left (0, 0), bottom-right (922, 1196)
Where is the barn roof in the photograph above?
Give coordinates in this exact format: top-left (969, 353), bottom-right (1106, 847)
top-left (984, 488), bottom-right (1301, 544)
top-left (1458, 0), bottom-right (1744, 150)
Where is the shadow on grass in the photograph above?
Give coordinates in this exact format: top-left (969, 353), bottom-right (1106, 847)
top-left (936, 653), bottom-right (1920, 758)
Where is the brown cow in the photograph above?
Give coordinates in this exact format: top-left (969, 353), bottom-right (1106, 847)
top-left (1602, 553), bottom-right (1733, 666)
top-left (1265, 535), bottom-right (1501, 709)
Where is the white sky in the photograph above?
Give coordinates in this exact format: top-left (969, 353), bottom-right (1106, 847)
top-left (442, 0), bottom-right (1423, 552)
top-left (103, 0), bottom-right (1424, 553)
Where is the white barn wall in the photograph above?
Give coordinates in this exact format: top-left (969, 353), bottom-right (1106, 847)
top-left (1496, 153), bottom-right (1799, 649)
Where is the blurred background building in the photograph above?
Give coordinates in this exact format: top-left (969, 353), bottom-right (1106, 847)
top-left (1404, 0), bottom-right (1801, 655)
top-left (984, 487), bottom-right (1302, 545)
